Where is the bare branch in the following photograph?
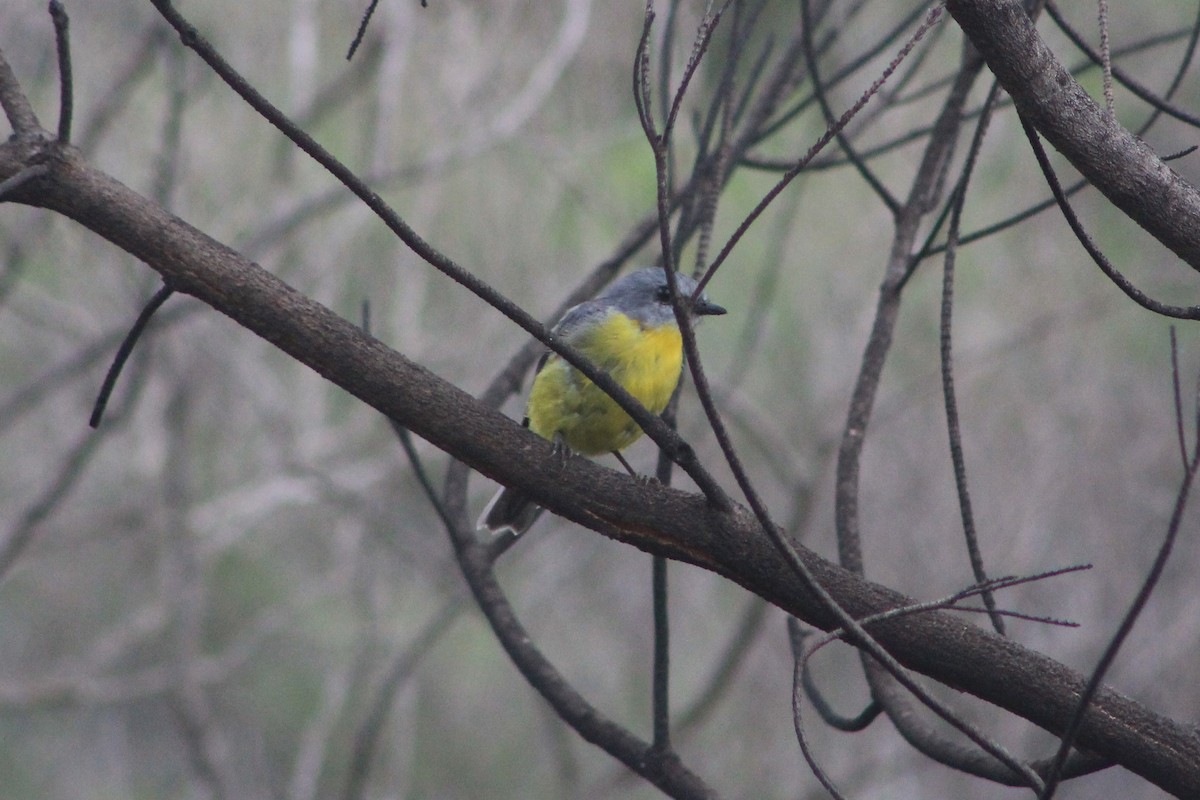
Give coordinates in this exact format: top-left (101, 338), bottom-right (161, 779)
top-left (1018, 114), bottom-right (1200, 320)
top-left (48, 0), bottom-right (72, 142)
top-left (946, 0), bottom-right (1200, 269)
top-left (0, 47), bottom-right (42, 133)
top-left (939, 79), bottom-right (1008, 636)
top-left (799, 0), bottom-right (900, 214)
top-left (90, 284), bottom-right (174, 428)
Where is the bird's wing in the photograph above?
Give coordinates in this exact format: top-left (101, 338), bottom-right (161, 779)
top-left (531, 299), bottom-right (611, 373)
top-left (551, 299), bottom-right (608, 342)
top-left (518, 300), bottom-right (607, 426)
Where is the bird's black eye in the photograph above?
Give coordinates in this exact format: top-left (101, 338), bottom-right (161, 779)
top-left (655, 285), bottom-right (672, 303)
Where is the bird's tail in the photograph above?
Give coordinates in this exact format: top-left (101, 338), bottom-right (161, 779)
top-left (477, 485), bottom-right (544, 535)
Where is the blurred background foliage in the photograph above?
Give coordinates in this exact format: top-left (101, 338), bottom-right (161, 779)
top-left (1, 1), bottom-right (1198, 798)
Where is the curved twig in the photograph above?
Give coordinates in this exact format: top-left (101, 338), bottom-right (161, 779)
top-left (1018, 115), bottom-right (1200, 320)
top-left (90, 284), bottom-right (174, 428)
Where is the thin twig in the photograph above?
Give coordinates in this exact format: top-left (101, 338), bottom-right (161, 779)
top-left (651, 553), bottom-right (671, 751)
top-left (90, 284), bottom-right (174, 428)
top-left (799, 0), bottom-right (899, 213)
top-left (939, 78), bottom-right (1008, 635)
top-left (1018, 115), bottom-right (1200, 320)
top-left (787, 618), bottom-right (852, 800)
top-left (664, 5), bottom-right (728, 143)
top-left (751, 2), bottom-right (931, 145)
top-left (698, 5), bottom-right (944, 293)
top-left (346, 0), bottom-right (382, 60)
top-left (805, 565), bottom-right (1091, 656)
top-left (638, 4), bottom-right (733, 513)
top-left (1171, 328), bottom-right (1188, 470)
top-left (48, 0), bottom-right (73, 142)
top-left (1097, 0), bottom-right (1113, 114)
top-left (791, 620), bottom-right (883, 731)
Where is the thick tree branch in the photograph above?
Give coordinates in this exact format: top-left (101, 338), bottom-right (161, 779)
top-left (945, 0), bottom-right (1200, 269)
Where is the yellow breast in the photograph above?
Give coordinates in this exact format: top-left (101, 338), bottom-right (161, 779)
top-left (526, 312), bottom-right (684, 455)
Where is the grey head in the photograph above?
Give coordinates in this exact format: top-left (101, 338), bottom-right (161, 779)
top-left (598, 267), bottom-right (726, 327)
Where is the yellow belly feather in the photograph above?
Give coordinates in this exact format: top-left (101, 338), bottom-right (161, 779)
top-left (527, 313), bottom-right (684, 455)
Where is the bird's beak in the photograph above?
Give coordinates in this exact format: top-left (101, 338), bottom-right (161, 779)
top-left (693, 297), bottom-right (727, 316)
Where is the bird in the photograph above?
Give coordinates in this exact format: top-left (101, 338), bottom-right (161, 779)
top-left (478, 267), bottom-right (726, 535)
